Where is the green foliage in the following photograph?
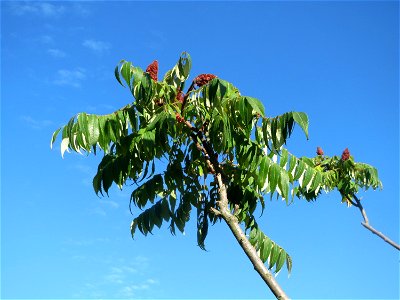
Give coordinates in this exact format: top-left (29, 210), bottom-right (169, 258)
top-left (309, 154), bottom-right (382, 205)
top-left (51, 52), bottom-right (382, 276)
top-left (248, 222), bottom-right (292, 274)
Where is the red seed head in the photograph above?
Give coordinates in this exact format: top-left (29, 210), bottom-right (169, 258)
top-left (316, 147), bottom-right (324, 156)
top-left (175, 113), bottom-right (184, 123)
top-left (194, 74), bottom-right (217, 87)
top-left (176, 91), bottom-right (184, 103)
top-left (341, 148), bottom-right (350, 161)
top-left (145, 60), bottom-right (158, 81)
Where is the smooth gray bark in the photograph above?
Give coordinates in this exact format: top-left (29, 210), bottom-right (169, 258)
top-left (353, 194), bottom-right (400, 251)
top-left (215, 173), bottom-right (289, 300)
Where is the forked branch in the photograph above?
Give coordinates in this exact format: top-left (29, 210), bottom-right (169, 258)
top-left (192, 125), bottom-right (289, 299)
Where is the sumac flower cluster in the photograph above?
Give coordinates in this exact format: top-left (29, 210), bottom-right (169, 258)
top-left (316, 147), bottom-right (324, 156)
top-left (175, 113), bottom-right (185, 123)
top-left (176, 90), bottom-right (184, 103)
top-left (194, 74), bottom-right (217, 87)
top-left (145, 60), bottom-right (158, 81)
top-left (341, 148), bottom-right (350, 161)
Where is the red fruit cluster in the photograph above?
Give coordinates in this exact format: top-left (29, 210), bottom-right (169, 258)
top-left (176, 90), bottom-right (184, 103)
top-left (316, 147), bottom-right (324, 156)
top-left (341, 148), bottom-right (350, 161)
top-left (145, 60), bottom-right (158, 81)
top-left (175, 113), bottom-right (185, 123)
top-left (194, 74), bottom-right (217, 87)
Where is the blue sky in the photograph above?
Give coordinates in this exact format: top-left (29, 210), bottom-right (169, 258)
top-left (1, 1), bottom-right (399, 299)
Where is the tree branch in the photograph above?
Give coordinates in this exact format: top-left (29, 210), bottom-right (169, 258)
top-left (180, 81), bottom-right (195, 113)
top-left (352, 194), bottom-right (399, 251)
top-left (215, 173), bottom-right (289, 300)
top-left (182, 119), bottom-right (221, 176)
top-left (180, 116), bottom-right (289, 297)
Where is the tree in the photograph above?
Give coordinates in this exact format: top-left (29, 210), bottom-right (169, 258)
top-left (51, 52), bottom-right (395, 299)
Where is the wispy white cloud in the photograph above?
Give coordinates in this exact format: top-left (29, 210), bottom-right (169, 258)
top-left (70, 164), bottom-right (94, 176)
top-left (20, 115), bottom-right (53, 130)
top-left (90, 200), bottom-right (120, 216)
top-left (116, 278), bottom-right (158, 298)
top-left (10, 2), bottom-right (66, 17)
top-left (85, 103), bottom-right (117, 114)
top-left (63, 237), bottom-right (110, 247)
top-left (47, 48), bottom-right (66, 58)
top-left (53, 68), bottom-right (86, 88)
top-left (90, 207), bottom-right (107, 216)
top-left (82, 39), bottom-right (111, 54)
top-left (110, 265), bottom-right (137, 274)
top-left (9, 2), bottom-right (91, 18)
top-left (40, 34), bottom-right (54, 44)
top-left (118, 286), bottom-right (135, 298)
top-left (71, 3), bottom-right (91, 17)
top-left (108, 264), bottom-right (157, 298)
top-left (105, 265), bottom-right (138, 285)
top-left (99, 199), bottom-right (120, 209)
top-left (142, 29), bottom-right (168, 51)
top-left (66, 163), bottom-right (95, 186)
top-left (71, 256), bottom-right (157, 298)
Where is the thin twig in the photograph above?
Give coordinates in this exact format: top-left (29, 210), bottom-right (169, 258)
top-left (180, 81), bottom-right (195, 113)
top-left (347, 198), bottom-right (358, 207)
top-left (209, 206), bottom-right (221, 216)
top-left (352, 194), bottom-right (399, 251)
top-left (182, 117), bottom-right (222, 176)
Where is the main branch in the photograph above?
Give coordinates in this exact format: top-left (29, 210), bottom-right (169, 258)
top-left (183, 118), bottom-right (289, 298)
top-left (215, 173), bottom-right (289, 300)
top-left (352, 194), bottom-right (399, 251)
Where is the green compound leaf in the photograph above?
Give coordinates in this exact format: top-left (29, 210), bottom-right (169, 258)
top-left (87, 114), bottom-right (100, 146)
top-left (292, 111), bottom-right (309, 139)
top-left (245, 96), bottom-right (265, 117)
top-left (51, 53), bottom-right (382, 278)
top-left (248, 224), bottom-right (292, 275)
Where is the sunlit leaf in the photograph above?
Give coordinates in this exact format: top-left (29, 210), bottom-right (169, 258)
top-left (280, 148), bottom-right (289, 169)
top-left (278, 170), bottom-right (290, 201)
top-left (61, 137), bottom-right (70, 158)
top-left (268, 164), bottom-right (280, 195)
top-left (301, 168), bottom-right (314, 189)
top-left (245, 96), bottom-right (265, 117)
top-left (292, 112), bottom-right (309, 139)
top-left (87, 114), bottom-right (100, 146)
top-left (275, 249), bottom-right (286, 273)
top-left (268, 245), bottom-right (280, 270)
top-left (260, 237), bottom-right (273, 263)
top-left (50, 127), bottom-right (61, 149)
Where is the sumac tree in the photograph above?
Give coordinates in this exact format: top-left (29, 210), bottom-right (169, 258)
top-left (51, 52), bottom-right (394, 299)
